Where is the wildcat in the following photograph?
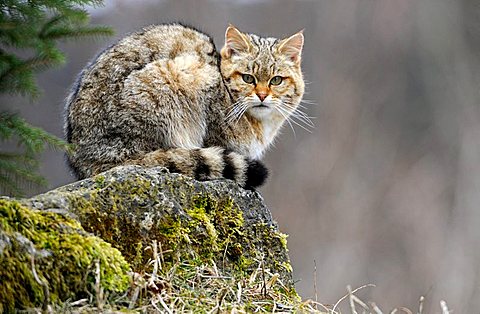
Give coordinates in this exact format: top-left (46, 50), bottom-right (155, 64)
top-left (64, 23), bottom-right (305, 189)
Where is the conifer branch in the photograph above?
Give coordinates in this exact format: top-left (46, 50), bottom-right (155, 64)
top-left (0, 0), bottom-right (113, 196)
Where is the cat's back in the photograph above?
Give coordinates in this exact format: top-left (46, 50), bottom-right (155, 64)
top-left (67, 24), bottom-right (217, 103)
top-left (91, 23), bottom-right (217, 76)
top-left (65, 23), bottom-right (220, 144)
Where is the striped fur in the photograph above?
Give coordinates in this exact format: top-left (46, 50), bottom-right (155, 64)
top-left (126, 147), bottom-right (261, 188)
top-left (64, 23), bottom-right (304, 189)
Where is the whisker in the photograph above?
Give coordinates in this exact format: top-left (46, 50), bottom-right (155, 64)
top-left (234, 103), bottom-right (251, 124)
top-left (286, 107), bottom-right (316, 124)
top-left (276, 105), bottom-right (314, 133)
top-left (287, 116), bottom-right (314, 133)
top-left (291, 114), bottom-right (315, 128)
top-left (282, 100), bottom-right (316, 113)
top-left (226, 101), bottom-right (250, 125)
top-left (288, 112), bottom-right (315, 126)
top-left (300, 99), bottom-right (318, 105)
top-left (224, 98), bottom-right (246, 124)
top-left (279, 103), bottom-right (315, 127)
top-left (274, 106), bottom-right (296, 138)
top-left (282, 101), bottom-right (309, 111)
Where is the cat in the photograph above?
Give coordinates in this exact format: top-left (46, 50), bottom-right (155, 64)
top-left (64, 23), bottom-right (305, 189)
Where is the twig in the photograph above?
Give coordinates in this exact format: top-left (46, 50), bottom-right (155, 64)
top-left (305, 300), bottom-right (331, 313)
top-left (347, 285), bottom-right (358, 314)
top-left (332, 284), bottom-right (375, 314)
top-left (237, 281), bottom-right (242, 303)
top-left (30, 254), bottom-right (50, 313)
top-left (158, 240), bottom-right (165, 268)
top-left (350, 294), bottom-right (369, 311)
top-left (151, 299), bottom-right (162, 312)
top-left (198, 274), bottom-right (233, 280)
top-left (69, 299), bottom-right (88, 307)
top-left (157, 294), bottom-right (173, 314)
top-left (94, 260), bottom-right (104, 310)
top-left (147, 241), bottom-right (160, 285)
top-left (417, 296), bottom-right (424, 314)
top-left (212, 260), bottom-right (220, 277)
top-left (370, 302), bottom-right (384, 314)
top-left (129, 286), bottom-right (141, 310)
top-left (260, 255), bottom-right (267, 297)
top-left (440, 300), bottom-right (450, 314)
top-left (314, 260), bottom-right (318, 311)
top-left (266, 273), bottom-right (279, 290)
top-left (249, 259), bottom-right (262, 286)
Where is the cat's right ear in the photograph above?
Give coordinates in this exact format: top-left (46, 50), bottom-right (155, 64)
top-left (221, 24), bottom-right (251, 58)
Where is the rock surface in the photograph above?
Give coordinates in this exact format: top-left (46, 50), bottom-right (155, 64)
top-left (1, 165), bottom-right (295, 311)
top-left (0, 199), bottom-right (130, 313)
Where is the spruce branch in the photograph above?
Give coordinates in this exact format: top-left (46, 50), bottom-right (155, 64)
top-left (0, 0), bottom-right (113, 196)
top-left (0, 114), bottom-right (71, 155)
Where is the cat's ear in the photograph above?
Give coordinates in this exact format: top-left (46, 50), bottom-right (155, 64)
top-left (222, 24), bottom-right (251, 58)
top-left (278, 30), bottom-right (304, 64)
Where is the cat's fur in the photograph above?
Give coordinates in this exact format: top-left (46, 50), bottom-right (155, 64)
top-left (64, 23), bottom-right (305, 189)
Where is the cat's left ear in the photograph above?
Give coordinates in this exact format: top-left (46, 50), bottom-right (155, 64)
top-left (222, 24), bottom-right (251, 58)
top-left (278, 30), bottom-right (304, 64)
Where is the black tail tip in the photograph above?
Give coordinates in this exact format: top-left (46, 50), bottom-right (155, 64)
top-left (244, 159), bottom-right (269, 190)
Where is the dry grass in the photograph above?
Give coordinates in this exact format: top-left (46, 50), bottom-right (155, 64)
top-left (310, 284), bottom-right (451, 314)
top-left (22, 242), bottom-right (451, 313)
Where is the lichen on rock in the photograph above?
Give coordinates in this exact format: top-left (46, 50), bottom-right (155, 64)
top-left (4, 165), bottom-right (301, 312)
top-left (0, 199), bottom-right (130, 313)
top-left (28, 166), bottom-right (293, 284)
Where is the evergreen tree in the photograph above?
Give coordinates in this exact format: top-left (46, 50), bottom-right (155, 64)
top-left (0, 0), bottom-right (113, 196)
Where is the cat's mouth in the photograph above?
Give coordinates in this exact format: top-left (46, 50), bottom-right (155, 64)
top-left (253, 104), bottom-right (269, 108)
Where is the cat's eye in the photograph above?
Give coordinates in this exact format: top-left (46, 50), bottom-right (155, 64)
top-left (270, 76), bottom-right (283, 86)
top-left (242, 74), bottom-right (255, 84)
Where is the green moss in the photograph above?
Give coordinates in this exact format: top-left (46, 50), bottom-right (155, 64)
top-left (67, 175), bottom-right (250, 272)
top-left (183, 195), bottom-right (244, 262)
top-left (5, 167), bottom-right (304, 312)
top-left (0, 199), bottom-right (130, 312)
top-left (46, 170), bottom-right (296, 308)
top-left (278, 231), bottom-right (289, 250)
top-left (281, 261), bottom-right (294, 273)
top-left (68, 174), bottom-right (291, 278)
top-left (187, 202), bottom-right (219, 242)
top-left (149, 194), bottom-right (246, 270)
top-left (94, 175), bottom-right (106, 189)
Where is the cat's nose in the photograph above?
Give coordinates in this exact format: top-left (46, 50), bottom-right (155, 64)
top-left (257, 93), bottom-right (267, 102)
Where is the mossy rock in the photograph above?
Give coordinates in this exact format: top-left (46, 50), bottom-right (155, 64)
top-left (24, 166), bottom-right (293, 286)
top-left (8, 165), bottom-right (301, 311)
top-left (0, 199), bottom-right (130, 313)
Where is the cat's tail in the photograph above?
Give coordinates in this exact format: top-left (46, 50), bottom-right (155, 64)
top-left (127, 147), bottom-right (268, 190)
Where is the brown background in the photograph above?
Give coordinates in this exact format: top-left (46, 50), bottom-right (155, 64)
top-left (2, 0), bottom-right (480, 312)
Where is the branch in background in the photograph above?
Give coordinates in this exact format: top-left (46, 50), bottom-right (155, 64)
top-left (0, 114), bottom-right (72, 196)
top-left (0, 0), bottom-right (113, 196)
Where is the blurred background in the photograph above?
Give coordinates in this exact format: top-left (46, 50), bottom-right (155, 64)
top-left (2, 0), bottom-right (480, 312)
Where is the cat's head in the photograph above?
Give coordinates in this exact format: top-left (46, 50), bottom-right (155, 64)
top-left (220, 25), bottom-right (305, 123)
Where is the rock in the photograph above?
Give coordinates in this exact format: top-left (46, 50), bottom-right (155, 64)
top-left (2, 165), bottom-right (296, 311)
top-left (0, 199), bottom-right (130, 313)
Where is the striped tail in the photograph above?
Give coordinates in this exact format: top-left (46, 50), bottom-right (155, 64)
top-left (129, 147), bottom-right (268, 189)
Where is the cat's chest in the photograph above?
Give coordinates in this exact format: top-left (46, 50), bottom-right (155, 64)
top-left (248, 119), bottom-right (280, 159)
